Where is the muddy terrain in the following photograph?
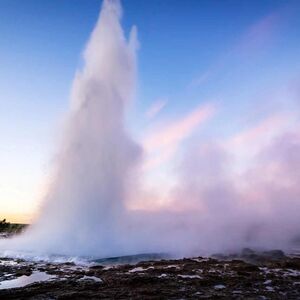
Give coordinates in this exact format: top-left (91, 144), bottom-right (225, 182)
top-left (0, 249), bottom-right (299, 299)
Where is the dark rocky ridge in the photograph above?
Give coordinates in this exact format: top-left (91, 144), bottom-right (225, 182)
top-left (0, 249), bottom-right (299, 299)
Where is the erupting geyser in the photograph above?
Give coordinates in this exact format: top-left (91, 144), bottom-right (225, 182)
top-left (1, 0), bottom-right (140, 258)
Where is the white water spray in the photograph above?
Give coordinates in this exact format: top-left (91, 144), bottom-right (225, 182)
top-left (2, 0), bottom-right (140, 258)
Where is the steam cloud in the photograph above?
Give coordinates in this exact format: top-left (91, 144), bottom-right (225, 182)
top-left (1, 0), bottom-right (300, 259)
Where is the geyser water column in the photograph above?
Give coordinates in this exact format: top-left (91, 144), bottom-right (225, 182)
top-left (5, 0), bottom-right (140, 257)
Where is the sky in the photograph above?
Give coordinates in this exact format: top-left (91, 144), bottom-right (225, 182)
top-left (0, 0), bottom-right (300, 223)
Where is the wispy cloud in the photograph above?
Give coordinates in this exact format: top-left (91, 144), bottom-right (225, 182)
top-left (236, 11), bottom-right (280, 56)
top-left (188, 9), bottom-right (282, 89)
top-left (145, 98), bottom-right (168, 119)
top-left (188, 71), bottom-right (211, 89)
top-left (227, 114), bottom-right (289, 149)
top-left (224, 113), bottom-right (293, 173)
top-left (143, 103), bottom-right (215, 170)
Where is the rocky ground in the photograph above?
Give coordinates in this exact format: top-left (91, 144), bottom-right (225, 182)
top-left (0, 249), bottom-right (299, 299)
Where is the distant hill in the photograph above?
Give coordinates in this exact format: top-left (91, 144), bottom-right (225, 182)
top-left (0, 219), bottom-right (28, 238)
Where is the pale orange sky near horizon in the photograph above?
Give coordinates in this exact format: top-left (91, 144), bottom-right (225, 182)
top-left (1, 213), bottom-right (33, 224)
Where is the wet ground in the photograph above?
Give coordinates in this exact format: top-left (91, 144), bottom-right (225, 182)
top-left (0, 249), bottom-right (299, 299)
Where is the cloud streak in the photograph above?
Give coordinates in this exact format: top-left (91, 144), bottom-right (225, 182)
top-left (236, 11), bottom-right (280, 56)
top-left (145, 98), bottom-right (168, 119)
top-left (142, 103), bottom-right (215, 170)
top-left (188, 8), bottom-right (282, 89)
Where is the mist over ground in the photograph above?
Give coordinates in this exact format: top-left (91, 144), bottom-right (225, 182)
top-left (1, 0), bottom-right (300, 260)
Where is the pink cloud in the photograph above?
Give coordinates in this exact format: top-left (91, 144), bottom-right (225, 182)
top-left (144, 103), bottom-right (215, 152)
top-left (223, 114), bottom-right (294, 174)
top-left (227, 114), bottom-right (289, 149)
top-left (142, 103), bottom-right (215, 170)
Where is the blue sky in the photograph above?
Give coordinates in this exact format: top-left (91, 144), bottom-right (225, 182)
top-left (0, 0), bottom-right (300, 222)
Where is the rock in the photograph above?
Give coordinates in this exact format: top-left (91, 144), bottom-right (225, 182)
top-left (0, 253), bottom-right (299, 299)
top-left (15, 268), bottom-right (32, 277)
top-left (234, 263), bottom-right (260, 272)
top-left (241, 248), bottom-right (255, 256)
top-left (282, 258), bottom-right (300, 270)
top-left (262, 250), bottom-right (286, 260)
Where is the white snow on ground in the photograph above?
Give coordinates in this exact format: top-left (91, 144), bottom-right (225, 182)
top-left (192, 258), bottom-right (209, 263)
top-left (264, 279), bottom-right (272, 285)
top-left (260, 267), bottom-right (300, 278)
top-left (178, 274), bottom-right (202, 279)
top-left (80, 275), bottom-right (102, 282)
top-left (164, 265), bottom-right (179, 269)
top-left (0, 260), bottom-right (18, 266)
top-left (129, 266), bottom-right (154, 273)
top-left (214, 284), bottom-right (226, 289)
top-left (285, 269), bottom-right (300, 277)
top-left (128, 267), bottom-right (144, 272)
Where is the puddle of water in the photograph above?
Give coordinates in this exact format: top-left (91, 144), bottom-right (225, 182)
top-left (0, 271), bottom-right (55, 290)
